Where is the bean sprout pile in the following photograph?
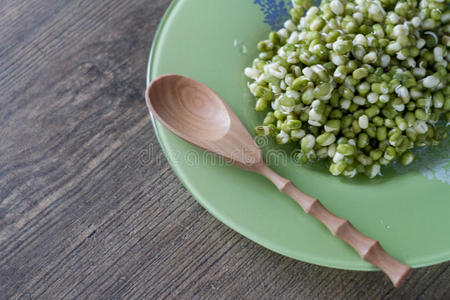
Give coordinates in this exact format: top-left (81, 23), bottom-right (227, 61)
top-left (245, 0), bottom-right (450, 177)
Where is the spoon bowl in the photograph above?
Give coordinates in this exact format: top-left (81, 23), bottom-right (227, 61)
top-left (145, 74), bottom-right (411, 287)
top-left (147, 74), bottom-right (230, 140)
top-left (146, 74), bottom-right (263, 166)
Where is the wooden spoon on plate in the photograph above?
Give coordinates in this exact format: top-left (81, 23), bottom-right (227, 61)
top-left (145, 74), bottom-right (411, 287)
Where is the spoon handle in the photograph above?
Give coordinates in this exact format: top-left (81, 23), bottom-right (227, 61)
top-left (254, 163), bottom-right (411, 287)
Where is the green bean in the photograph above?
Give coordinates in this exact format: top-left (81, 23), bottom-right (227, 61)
top-left (329, 109), bottom-right (343, 119)
top-left (299, 110), bottom-right (309, 122)
top-left (292, 0), bottom-right (313, 9)
top-left (255, 86), bottom-right (274, 101)
top-left (415, 109), bottom-right (428, 121)
top-left (406, 101), bottom-right (416, 111)
top-left (269, 32), bottom-right (281, 45)
top-left (433, 92), bottom-right (444, 108)
top-left (347, 60), bottom-right (360, 73)
top-left (400, 151), bottom-right (414, 166)
top-left (397, 136), bottom-right (411, 152)
top-left (366, 124), bottom-right (377, 138)
top-left (329, 161), bottom-right (347, 176)
top-left (342, 127), bottom-right (355, 138)
top-left (257, 40), bottom-right (274, 52)
top-left (365, 164), bottom-right (381, 178)
top-left (263, 112), bottom-right (276, 125)
top-left (371, 82), bottom-right (389, 94)
top-left (301, 87), bottom-right (314, 105)
top-left (352, 119), bottom-right (362, 134)
top-left (329, 91), bottom-right (340, 108)
top-left (323, 62), bottom-right (335, 72)
top-left (255, 99), bottom-right (268, 111)
top-left (429, 109), bottom-right (441, 123)
top-left (310, 17), bottom-right (325, 31)
top-left (280, 122), bottom-right (290, 133)
top-left (286, 113), bottom-right (298, 121)
top-left (370, 149), bottom-right (383, 161)
top-left (403, 112), bottom-right (416, 127)
top-left (343, 156), bottom-right (355, 167)
top-left (367, 92), bottom-right (379, 104)
top-left (316, 132), bottom-right (336, 146)
top-left (363, 51), bottom-right (378, 64)
top-left (276, 120), bottom-right (282, 129)
top-left (274, 110), bottom-right (284, 120)
top-left (356, 82), bottom-right (370, 95)
top-left (348, 103), bottom-right (359, 113)
top-left (365, 106), bottom-right (380, 118)
top-left (341, 115), bottom-right (352, 128)
top-left (337, 144), bottom-right (355, 156)
top-left (339, 86), bottom-right (354, 100)
top-left (301, 134), bottom-right (316, 152)
top-left (382, 106), bottom-right (397, 119)
top-left (286, 120), bottom-right (302, 130)
top-left (324, 119), bottom-right (341, 133)
top-left (353, 67), bottom-right (369, 80)
top-left (358, 24), bottom-right (370, 35)
top-left (384, 118), bottom-right (396, 128)
top-left (291, 76), bottom-right (310, 91)
top-left (395, 116), bottom-right (408, 131)
top-left (276, 130), bottom-right (290, 144)
top-left (357, 132), bottom-right (369, 148)
top-left (397, 35), bottom-right (409, 47)
top-left (389, 132), bottom-right (402, 147)
top-left (445, 97), bottom-right (450, 111)
top-left (290, 7), bottom-right (303, 23)
top-left (291, 129), bottom-right (306, 141)
top-left (373, 116), bottom-right (384, 126)
top-left (388, 127), bottom-right (401, 138)
top-left (255, 126), bottom-right (268, 136)
top-left (357, 153), bottom-right (373, 166)
top-left (384, 146), bottom-right (397, 160)
top-left (313, 82), bottom-right (333, 99)
top-left (353, 109), bottom-right (364, 119)
top-left (295, 152), bottom-right (308, 163)
top-left (337, 137), bottom-right (348, 145)
top-left (377, 126), bottom-right (388, 141)
top-left (342, 18), bottom-right (358, 33)
top-left (406, 127), bottom-right (418, 141)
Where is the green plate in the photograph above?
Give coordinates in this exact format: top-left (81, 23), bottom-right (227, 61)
top-left (147, 0), bottom-right (450, 270)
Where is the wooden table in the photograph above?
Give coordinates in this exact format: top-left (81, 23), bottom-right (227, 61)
top-left (1, 0), bottom-right (448, 299)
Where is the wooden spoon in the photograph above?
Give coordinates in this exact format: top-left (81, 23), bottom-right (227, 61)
top-left (145, 74), bottom-right (411, 287)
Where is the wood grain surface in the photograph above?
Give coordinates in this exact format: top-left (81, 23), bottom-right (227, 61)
top-left (0, 0), bottom-right (449, 299)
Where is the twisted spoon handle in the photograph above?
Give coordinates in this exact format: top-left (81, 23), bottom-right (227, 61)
top-left (254, 163), bottom-right (411, 287)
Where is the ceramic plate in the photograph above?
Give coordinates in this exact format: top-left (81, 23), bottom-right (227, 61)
top-left (147, 0), bottom-right (450, 270)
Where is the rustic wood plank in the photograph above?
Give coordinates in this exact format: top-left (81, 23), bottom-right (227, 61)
top-left (0, 0), bottom-right (449, 299)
